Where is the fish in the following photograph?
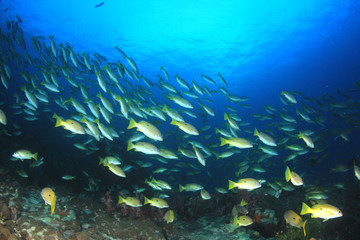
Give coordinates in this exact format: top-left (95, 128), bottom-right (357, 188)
top-left (118, 196), bottom-right (142, 207)
top-left (285, 166), bottom-right (303, 186)
top-left (299, 131), bottom-right (314, 148)
top-left (163, 209), bottom-right (174, 223)
top-left (179, 183), bottom-right (203, 192)
top-left (233, 215), bottom-right (253, 227)
top-left (144, 197), bottom-right (169, 208)
top-left (200, 189), bottom-right (211, 200)
top-left (354, 161), bottom-right (360, 180)
top-left (284, 210), bottom-right (307, 236)
top-left (127, 141), bottom-right (160, 155)
top-left (53, 113), bottom-right (85, 134)
top-left (220, 137), bottom-right (253, 149)
top-left (95, 1), bottom-right (105, 8)
top-left (254, 128), bottom-right (276, 146)
top-left (170, 119), bottom-right (199, 135)
top-left (228, 178), bottom-right (261, 191)
top-left (300, 202), bottom-right (342, 221)
top-left (127, 118), bottom-right (163, 141)
top-left (103, 160), bottom-right (126, 177)
top-left (62, 175), bottom-right (76, 180)
top-left (281, 91), bottom-right (297, 103)
top-left (41, 187), bottom-right (56, 214)
top-left (0, 109), bottom-right (6, 125)
top-left (17, 170), bottom-right (28, 178)
top-left (12, 150), bottom-right (38, 161)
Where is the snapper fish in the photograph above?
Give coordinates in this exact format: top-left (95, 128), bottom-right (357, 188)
top-left (254, 128), bottom-right (276, 146)
top-left (144, 197), bottom-right (169, 208)
top-left (163, 209), bottom-right (174, 223)
top-left (285, 166), bottom-right (303, 186)
top-left (41, 187), bottom-right (56, 214)
top-left (12, 149), bottom-right (38, 161)
top-left (118, 196), bottom-right (142, 207)
top-left (284, 210), bottom-right (307, 236)
top-left (0, 109), bottom-right (7, 125)
top-left (127, 118), bottom-right (163, 141)
top-left (228, 178), bottom-right (261, 191)
top-left (52, 113), bottom-right (85, 134)
top-left (233, 215), bottom-right (253, 227)
top-left (300, 202), bottom-right (342, 221)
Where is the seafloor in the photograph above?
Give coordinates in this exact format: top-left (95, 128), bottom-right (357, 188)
top-left (0, 165), bottom-right (357, 240)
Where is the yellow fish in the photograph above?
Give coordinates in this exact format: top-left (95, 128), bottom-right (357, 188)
top-left (170, 119), bottom-right (199, 135)
top-left (12, 149), bottom-right (38, 161)
top-left (0, 109), bottom-right (6, 125)
top-left (298, 131), bottom-right (314, 148)
top-left (233, 215), bottom-right (253, 227)
top-left (52, 113), bottom-right (85, 134)
top-left (127, 118), bottom-right (163, 141)
top-left (284, 210), bottom-right (307, 236)
top-left (163, 209), bottom-right (174, 223)
top-left (220, 137), bottom-right (253, 149)
top-left (41, 187), bottom-right (56, 214)
top-left (285, 166), bottom-right (303, 186)
top-left (144, 197), bottom-right (169, 208)
top-left (300, 202), bottom-right (342, 221)
top-left (228, 178), bottom-right (261, 191)
top-left (118, 196), bottom-right (142, 207)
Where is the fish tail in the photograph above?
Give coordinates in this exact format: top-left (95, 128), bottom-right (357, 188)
top-left (224, 112), bottom-right (229, 120)
top-left (80, 116), bottom-right (87, 123)
top-left (285, 166), bottom-right (291, 182)
top-left (162, 105), bottom-right (168, 112)
top-left (51, 195), bottom-right (56, 214)
top-left (179, 184), bottom-right (184, 192)
top-left (127, 141), bottom-right (134, 151)
top-left (144, 197), bottom-right (150, 205)
top-left (302, 219), bottom-right (307, 236)
top-left (233, 216), bottom-right (238, 227)
top-left (228, 180), bottom-right (236, 190)
top-left (54, 115), bottom-right (63, 127)
top-left (240, 198), bottom-right (248, 206)
top-left (96, 92), bottom-right (102, 98)
top-left (220, 138), bottom-right (227, 146)
top-left (170, 119), bottom-right (178, 126)
top-left (298, 131), bottom-right (303, 139)
top-left (300, 202), bottom-right (311, 215)
top-left (32, 152), bottom-right (38, 161)
top-left (254, 128), bottom-right (259, 136)
top-left (215, 128), bottom-right (219, 134)
top-left (118, 196), bottom-right (124, 204)
top-left (127, 118), bottom-right (137, 129)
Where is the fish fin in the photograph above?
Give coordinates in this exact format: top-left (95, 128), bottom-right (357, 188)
top-left (254, 128), bottom-right (259, 136)
top-left (300, 202), bottom-right (311, 215)
top-left (323, 218), bottom-right (329, 222)
top-left (32, 152), bottom-right (38, 161)
top-left (179, 184), bottom-right (184, 192)
top-left (228, 180), bottom-right (236, 190)
top-left (303, 219), bottom-right (307, 236)
top-left (51, 195), bottom-right (56, 214)
top-left (54, 115), bottom-right (63, 127)
top-left (233, 216), bottom-right (238, 227)
top-left (118, 196), bottom-right (124, 204)
top-left (240, 198), bottom-right (248, 206)
top-left (285, 166), bottom-right (291, 182)
top-left (127, 118), bottom-right (137, 129)
top-left (144, 197), bottom-right (150, 205)
top-left (127, 141), bottom-right (134, 151)
top-left (170, 119), bottom-right (178, 126)
top-left (220, 138), bottom-right (227, 146)
top-left (224, 112), bottom-right (229, 120)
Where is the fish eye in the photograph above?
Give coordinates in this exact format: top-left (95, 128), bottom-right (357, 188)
top-left (293, 217), bottom-right (296, 220)
top-left (49, 194), bottom-right (51, 196)
top-left (320, 208), bottom-right (322, 210)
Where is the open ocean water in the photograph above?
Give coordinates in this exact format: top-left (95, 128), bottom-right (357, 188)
top-left (0, 1), bottom-right (360, 239)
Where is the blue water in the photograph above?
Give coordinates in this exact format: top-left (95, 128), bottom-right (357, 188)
top-left (1, 1), bottom-right (360, 238)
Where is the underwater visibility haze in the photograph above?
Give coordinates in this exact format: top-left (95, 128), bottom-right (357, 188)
top-left (0, 0), bottom-right (360, 239)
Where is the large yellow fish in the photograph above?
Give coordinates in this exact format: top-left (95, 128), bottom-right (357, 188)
top-left (53, 113), bottom-right (85, 134)
top-left (298, 131), bottom-right (314, 148)
top-left (254, 128), bottom-right (276, 146)
top-left (170, 119), bottom-right (199, 135)
top-left (128, 118), bottom-right (163, 141)
top-left (41, 187), bottom-right (56, 214)
top-left (284, 210), bottom-right (307, 236)
top-left (300, 202), bottom-right (342, 221)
